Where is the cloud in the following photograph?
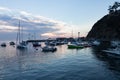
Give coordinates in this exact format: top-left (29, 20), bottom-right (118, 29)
top-left (0, 7), bottom-right (72, 40)
top-left (0, 7), bottom-right (11, 12)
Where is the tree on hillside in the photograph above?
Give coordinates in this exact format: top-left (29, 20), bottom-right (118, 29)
top-left (108, 1), bottom-right (120, 14)
top-left (108, 5), bottom-right (114, 14)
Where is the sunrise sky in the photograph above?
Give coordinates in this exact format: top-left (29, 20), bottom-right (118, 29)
top-left (0, 0), bottom-right (116, 40)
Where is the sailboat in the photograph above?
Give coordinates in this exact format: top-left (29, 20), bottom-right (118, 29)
top-left (67, 31), bottom-right (84, 49)
top-left (32, 33), bottom-right (41, 47)
top-left (68, 41), bottom-right (84, 49)
top-left (16, 21), bottom-right (27, 49)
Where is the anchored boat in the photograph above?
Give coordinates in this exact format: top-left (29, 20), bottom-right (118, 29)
top-left (9, 41), bottom-right (15, 45)
top-left (68, 44), bottom-right (84, 49)
top-left (16, 21), bottom-right (27, 49)
top-left (1, 43), bottom-right (6, 47)
top-left (68, 41), bottom-right (84, 49)
top-left (102, 44), bottom-right (120, 58)
top-left (42, 46), bottom-right (57, 52)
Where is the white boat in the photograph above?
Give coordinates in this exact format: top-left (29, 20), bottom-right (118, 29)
top-left (92, 40), bottom-right (100, 46)
top-left (42, 46), bottom-right (57, 52)
top-left (56, 41), bottom-right (64, 45)
top-left (16, 21), bottom-right (27, 49)
top-left (45, 41), bottom-right (56, 46)
top-left (68, 41), bottom-right (84, 49)
top-left (81, 42), bottom-right (92, 47)
top-left (62, 41), bottom-right (68, 44)
top-left (17, 41), bottom-right (27, 49)
top-left (103, 46), bottom-right (120, 58)
top-left (103, 48), bottom-right (120, 54)
top-left (111, 41), bottom-right (120, 48)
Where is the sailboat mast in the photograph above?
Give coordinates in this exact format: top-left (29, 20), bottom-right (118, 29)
top-left (21, 22), bottom-right (23, 41)
top-left (18, 20), bottom-right (20, 43)
top-left (78, 32), bottom-right (80, 38)
top-left (72, 30), bottom-right (73, 38)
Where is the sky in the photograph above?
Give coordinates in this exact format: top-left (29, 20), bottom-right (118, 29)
top-left (0, 0), bottom-right (117, 41)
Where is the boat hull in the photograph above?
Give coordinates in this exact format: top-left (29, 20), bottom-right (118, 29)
top-left (17, 44), bottom-right (27, 49)
top-left (1, 43), bottom-right (6, 47)
top-left (33, 43), bottom-right (41, 47)
top-left (42, 47), bottom-right (57, 52)
top-left (68, 45), bottom-right (84, 49)
top-left (102, 49), bottom-right (120, 58)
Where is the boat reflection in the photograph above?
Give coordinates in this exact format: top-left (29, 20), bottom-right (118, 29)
top-left (91, 46), bottom-right (120, 72)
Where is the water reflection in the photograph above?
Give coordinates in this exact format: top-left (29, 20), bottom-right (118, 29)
top-left (0, 44), bottom-right (120, 80)
top-left (91, 46), bottom-right (120, 74)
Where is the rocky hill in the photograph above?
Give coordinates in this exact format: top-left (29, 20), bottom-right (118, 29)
top-left (87, 11), bottom-right (120, 40)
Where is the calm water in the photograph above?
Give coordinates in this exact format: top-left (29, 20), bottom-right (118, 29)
top-left (0, 43), bottom-right (120, 80)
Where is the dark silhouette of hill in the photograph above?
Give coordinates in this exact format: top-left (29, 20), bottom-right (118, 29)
top-left (87, 11), bottom-right (120, 40)
top-left (87, 2), bottom-right (120, 40)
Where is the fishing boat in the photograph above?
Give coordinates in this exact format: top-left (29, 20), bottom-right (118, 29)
top-left (1, 43), bottom-right (6, 47)
top-left (42, 46), bottom-right (57, 52)
top-left (16, 21), bottom-right (27, 49)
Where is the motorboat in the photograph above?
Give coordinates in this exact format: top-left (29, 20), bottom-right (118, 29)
top-left (1, 43), bottom-right (6, 47)
top-left (81, 42), bottom-right (92, 47)
top-left (68, 41), bottom-right (84, 49)
top-left (102, 45), bottom-right (120, 58)
top-left (42, 46), bottom-right (57, 52)
top-left (68, 44), bottom-right (84, 49)
top-left (56, 41), bottom-right (64, 45)
top-left (9, 41), bottom-right (15, 45)
top-left (32, 42), bottom-right (41, 47)
top-left (45, 41), bottom-right (56, 46)
top-left (92, 40), bottom-right (100, 46)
